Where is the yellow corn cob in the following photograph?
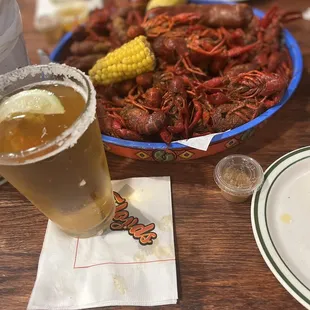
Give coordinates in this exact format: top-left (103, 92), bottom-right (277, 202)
top-left (89, 36), bottom-right (156, 85)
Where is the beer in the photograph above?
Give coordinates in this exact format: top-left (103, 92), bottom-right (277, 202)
top-left (0, 64), bottom-right (115, 238)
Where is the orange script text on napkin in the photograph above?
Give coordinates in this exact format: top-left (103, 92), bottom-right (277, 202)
top-left (110, 192), bottom-right (158, 246)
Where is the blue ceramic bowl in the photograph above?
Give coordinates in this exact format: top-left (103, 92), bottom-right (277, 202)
top-left (50, 1), bottom-right (303, 162)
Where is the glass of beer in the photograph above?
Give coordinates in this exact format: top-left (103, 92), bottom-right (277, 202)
top-left (0, 64), bottom-right (115, 238)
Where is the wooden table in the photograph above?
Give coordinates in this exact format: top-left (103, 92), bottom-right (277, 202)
top-left (1, 0), bottom-right (310, 309)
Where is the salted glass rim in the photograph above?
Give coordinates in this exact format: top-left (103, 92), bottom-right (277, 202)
top-left (0, 63), bottom-right (96, 165)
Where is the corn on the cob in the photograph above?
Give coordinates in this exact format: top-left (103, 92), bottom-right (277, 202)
top-left (89, 36), bottom-right (156, 85)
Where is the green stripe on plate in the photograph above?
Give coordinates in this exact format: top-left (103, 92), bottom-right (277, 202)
top-left (253, 146), bottom-right (310, 306)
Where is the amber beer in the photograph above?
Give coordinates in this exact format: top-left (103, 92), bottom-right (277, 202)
top-left (0, 64), bottom-right (115, 238)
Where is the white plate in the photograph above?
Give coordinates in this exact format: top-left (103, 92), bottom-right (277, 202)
top-left (251, 146), bottom-right (310, 309)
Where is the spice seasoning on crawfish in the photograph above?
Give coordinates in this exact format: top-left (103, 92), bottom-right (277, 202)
top-left (211, 103), bottom-right (246, 132)
top-left (144, 4), bottom-right (254, 29)
top-left (120, 107), bottom-right (166, 135)
top-left (98, 113), bottom-right (144, 141)
top-left (228, 70), bottom-right (289, 99)
top-left (63, 4), bottom-right (301, 143)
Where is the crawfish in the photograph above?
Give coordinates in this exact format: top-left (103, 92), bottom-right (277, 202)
top-left (260, 5), bottom-right (302, 33)
top-left (224, 62), bottom-right (258, 76)
top-left (144, 4), bottom-right (253, 30)
top-left (72, 25), bottom-right (88, 42)
top-left (265, 48), bottom-right (292, 75)
top-left (85, 8), bottom-right (111, 39)
top-left (142, 87), bottom-right (163, 109)
top-left (190, 102), bottom-right (213, 135)
top-left (162, 77), bottom-right (190, 138)
top-left (211, 103), bottom-right (247, 132)
top-left (152, 71), bottom-right (175, 91)
top-left (197, 62), bottom-right (255, 94)
top-left (120, 106), bottom-right (166, 135)
top-left (136, 72), bottom-right (153, 89)
top-left (228, 70), bottom-right (288, 99)
top-left (127, 25), bottom-right (146, 40)
top-left (257, 6), bottom-right (302, 56)
top-left (143, 12), bottom-right (202, 38)
top-left (101, 115), bottom-right (144, 141)
top-left (187, 31), bottom-right (258, 60)
top-left (96, 103), bottom-right (143, 141)
top-left (152, 30), bottom-right (257, 76)
top-left (152, 35), bottom-right (207, 76)
top-left (188, 99), bottom-right (203, 132)
top-left (113, 0), bottom-right (147, 26)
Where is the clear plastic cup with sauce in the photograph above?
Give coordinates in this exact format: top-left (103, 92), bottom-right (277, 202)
top-left (214, 154), bottom-right (264, 203)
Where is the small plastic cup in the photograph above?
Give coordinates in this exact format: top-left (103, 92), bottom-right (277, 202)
top-left (214, 154), bottom-right (264, 203)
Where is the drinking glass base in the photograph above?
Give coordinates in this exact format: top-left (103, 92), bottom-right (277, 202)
top-left (58, 204), bottom-right (116, 238)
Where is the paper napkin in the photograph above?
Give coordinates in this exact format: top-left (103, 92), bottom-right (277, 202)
top-left (173, 130), bottom-right (230, 151)
top-left (27, 176), bottom-right (178, 310)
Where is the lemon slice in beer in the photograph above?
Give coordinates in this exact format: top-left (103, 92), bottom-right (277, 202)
top-left (0, 89), bottom-right (65, 124)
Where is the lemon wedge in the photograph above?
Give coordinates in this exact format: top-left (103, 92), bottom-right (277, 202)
top-left (0, 89), bottom-right (65, 124)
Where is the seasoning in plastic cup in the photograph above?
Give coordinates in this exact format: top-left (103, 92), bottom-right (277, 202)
top-left (214, 154), bottom-right (264, 203)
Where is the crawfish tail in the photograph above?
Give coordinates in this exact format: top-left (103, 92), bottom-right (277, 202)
top-left (211, 103), bottom-right (247, 132)
top-left (120, 107), bottom-right (166, 135)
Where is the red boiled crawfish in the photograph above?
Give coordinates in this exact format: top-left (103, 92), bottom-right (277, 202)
top-left (228, 70), bottom-right (289, 100)
top-left (148, 23), bottom-right (260, 77)
top-left (87, 4), bottom-right (301, 143)
top-left (158, 76), bottom-right (191, 143)
top-left (96, 98), bottom-right (144, 141)
top-left (97, 104), bottom-right (166, 141)
top-left (250, 5), bottom-right (301, 74)
top-left (143, 4), bottom-right (254, 35)
top-left (120, 107), bottom-right (166, 136)
top-left (66, 1), bottom-right (147, 72)
top-left (96, 81), bottom-right (167, 141)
